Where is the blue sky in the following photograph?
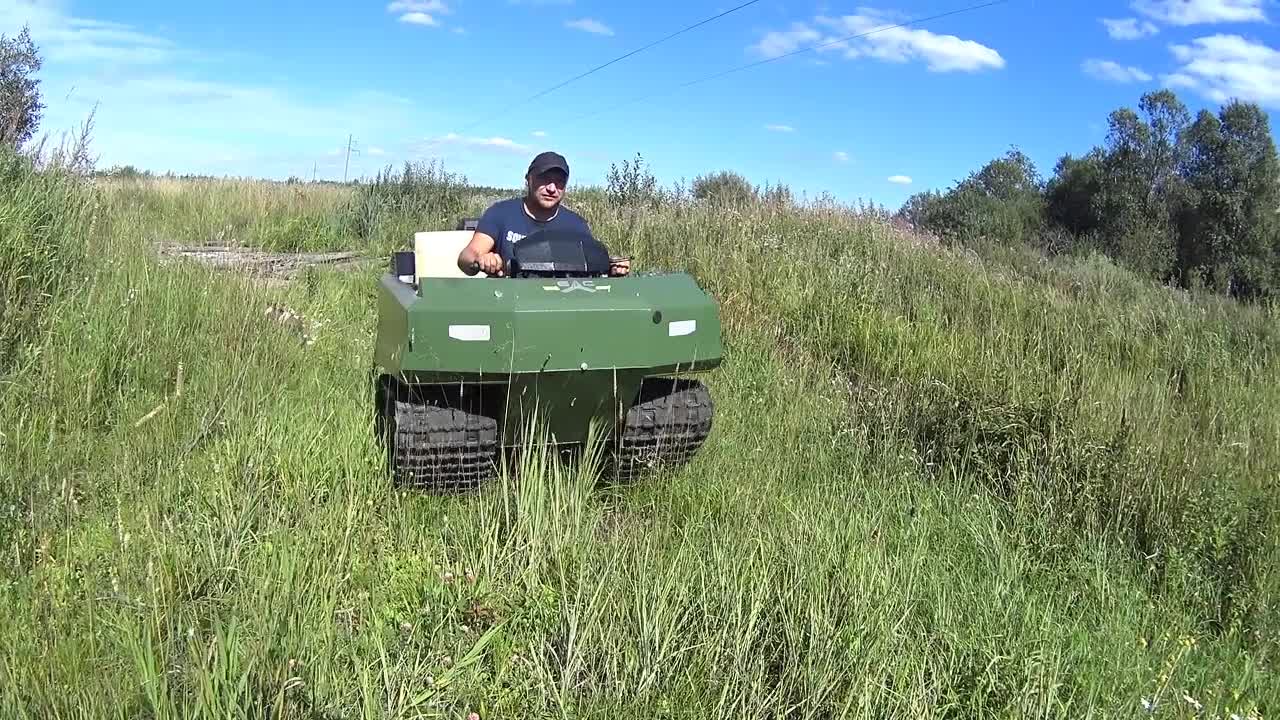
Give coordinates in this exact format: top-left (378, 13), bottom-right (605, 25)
top-left (4, 0), bottom-right (1278, 208)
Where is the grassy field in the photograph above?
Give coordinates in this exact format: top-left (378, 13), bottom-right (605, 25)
top-left (1, 155), bottom-right (1278, 718)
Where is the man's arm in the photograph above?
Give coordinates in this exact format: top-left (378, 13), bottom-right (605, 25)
top-left (458, 205), bottom-right (508, 276)
top-left (457, 231), bottom-right (497, 275)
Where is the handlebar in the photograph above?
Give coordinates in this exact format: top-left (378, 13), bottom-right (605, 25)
top-left (466, 255), bottom-right (630, 277)
top-left (465, 258), bottom-right (511, 277)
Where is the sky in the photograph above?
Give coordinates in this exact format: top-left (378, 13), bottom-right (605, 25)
top-left (3, 0), bottom-right (1278, 209)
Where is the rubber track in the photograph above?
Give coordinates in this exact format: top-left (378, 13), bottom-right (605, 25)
top-left (389, 398), bottom-right (498, 492)
top-left (614, 379), bottom-right (714, 482)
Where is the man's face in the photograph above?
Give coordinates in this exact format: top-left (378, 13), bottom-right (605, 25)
top-left (528, 169), bottom-right (568, 209)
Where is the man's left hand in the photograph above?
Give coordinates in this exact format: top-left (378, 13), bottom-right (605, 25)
top-left (609, 257), bottom-right (631, 276)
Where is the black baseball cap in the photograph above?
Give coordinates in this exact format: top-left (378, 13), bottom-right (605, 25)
top-left (528, 151), bottom-right (569, 177)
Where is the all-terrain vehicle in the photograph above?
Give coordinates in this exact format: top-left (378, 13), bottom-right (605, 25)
top-left (371, 219), bottom-right (722, 491)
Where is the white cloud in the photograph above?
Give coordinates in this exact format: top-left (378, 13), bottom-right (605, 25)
top-left (751, 23), bottom-right (822, 59)
top-left (1132, 0), bottom-right (1266, 25)
top-left (1083, 58), bottom-right (1154, 83)
top-left (765, 124), bottom-right (794, 132)
top-left (750, 9), bottom-right (1004, 73)
top-left (1165, 34), bottom-right (1280, 107)
top-left (1, 0), bottom-right (422, 179)
top-left (2, 1), bottom-right (179, 65)
top-left (566, 18), bottom-right (614, 35)
top-left (388, 0), bottom-right (448, 10)
top-left (1102, 17), bottom-right (1160, 39)
top-left (422, 133), bottom-right (531, 154)
top-left (833, 151), bottom-right (849, 162)
top-left (531, 130), bottom-right (548, 137)
top-left (387, 0), bottom-right (449, 27)
top-left (398, 12), bottom-right (439, 26)
top-left (888, 175), bottom-right (912, 184)
top-left (368, 146), bottom-right (387, 156)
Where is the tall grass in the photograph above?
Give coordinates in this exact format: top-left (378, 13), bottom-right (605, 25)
top-left (0, 169), bottom-right (1276, 718)
top-left (0, 146), bottom-right (98, 372)
top-left (96, 159), bottom-right (498, 255)
top-left (581, 194), bottom-right (1279, 639)
top-left (97, 176), bottom-right (353, 252)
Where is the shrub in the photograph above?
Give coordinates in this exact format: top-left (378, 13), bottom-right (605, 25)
top-left (692, 170), bottom-right (756, 207)
top-left (605, 153), bottom-right (662, 209)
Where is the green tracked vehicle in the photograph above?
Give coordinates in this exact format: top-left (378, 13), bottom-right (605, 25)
top-left (371, 219), bottom-right (723, 491)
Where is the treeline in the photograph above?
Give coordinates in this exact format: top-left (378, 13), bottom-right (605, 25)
top-left (900, 90), bottom-right (1280, 301)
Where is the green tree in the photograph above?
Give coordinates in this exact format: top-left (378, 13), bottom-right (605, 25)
top-left (897, 148), bottom-right (1044, 248)
top-left (1139, 90), bottom-right (1192, 204)
top-left (1178, 101), bottom-right (1280, 298)
top-left (969, 147), bottom-right (1043, 200)
top-left (0, 26), bottom-right (44, 149)
top-left (1044, 149), bottom-right (1104, 237)
top-left (1090, 92), bottom-right (1193, 280)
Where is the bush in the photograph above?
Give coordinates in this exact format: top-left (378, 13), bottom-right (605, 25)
top-left (605, 153), bottom-right (662, 209)
top-left (692, 170), bottom-right (756, 207)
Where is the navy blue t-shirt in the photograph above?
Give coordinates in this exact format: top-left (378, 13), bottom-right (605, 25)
top-left (476, 197), bottom-right (592, 263)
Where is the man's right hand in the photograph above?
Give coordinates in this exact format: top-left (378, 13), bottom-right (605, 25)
top-left (477, 252), bottom-right (505, 276)
top-left (458, 230), bottom-right (500, 275)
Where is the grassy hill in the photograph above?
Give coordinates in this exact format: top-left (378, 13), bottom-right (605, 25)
top-left (1, 153), bottom-right (1277, 718)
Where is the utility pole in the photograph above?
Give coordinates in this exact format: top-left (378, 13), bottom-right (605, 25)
top-left (343, 134), bottom-right (360, 183)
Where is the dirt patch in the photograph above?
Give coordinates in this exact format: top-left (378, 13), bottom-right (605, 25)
top-left (156, 244), bottom-right (368, 285)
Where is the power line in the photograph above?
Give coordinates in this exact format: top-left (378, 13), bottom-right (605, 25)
top-left (516, 0), bottom-right (767, 108)
top-left (564, 0), bottom-right (1015, 127)
top-left (418, 0), bottom-right (766, 152)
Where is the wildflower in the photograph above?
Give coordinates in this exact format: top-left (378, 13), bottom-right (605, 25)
top-left (1183, 694), bottom-right (1202, 712)
top-left (468, 713), bottom-right (480, 720)
top-left (1141, 697), bottom-right (1155, 713)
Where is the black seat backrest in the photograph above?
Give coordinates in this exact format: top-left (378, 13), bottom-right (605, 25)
top-left (455, 217), bottom-right (481, 231)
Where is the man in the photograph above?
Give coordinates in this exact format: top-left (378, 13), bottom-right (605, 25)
top-left (457, 151), bottom-right (630, 277)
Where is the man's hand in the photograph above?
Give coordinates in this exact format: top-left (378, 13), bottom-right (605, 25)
top-left (609, 256), bottom-right (631, 277)
top-left (458, 230), bottom-right (499, 275)
top-left (477, 252), bottom-right (505, 276)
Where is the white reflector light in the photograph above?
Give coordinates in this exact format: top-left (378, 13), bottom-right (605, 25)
top-left (448, 324), bottom-right (490, 342)
top-left (669, 320), bottom-right (696, 337)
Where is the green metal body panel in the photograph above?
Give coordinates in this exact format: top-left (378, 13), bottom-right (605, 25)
top-left (373, 272), bottom-right (722, 444)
